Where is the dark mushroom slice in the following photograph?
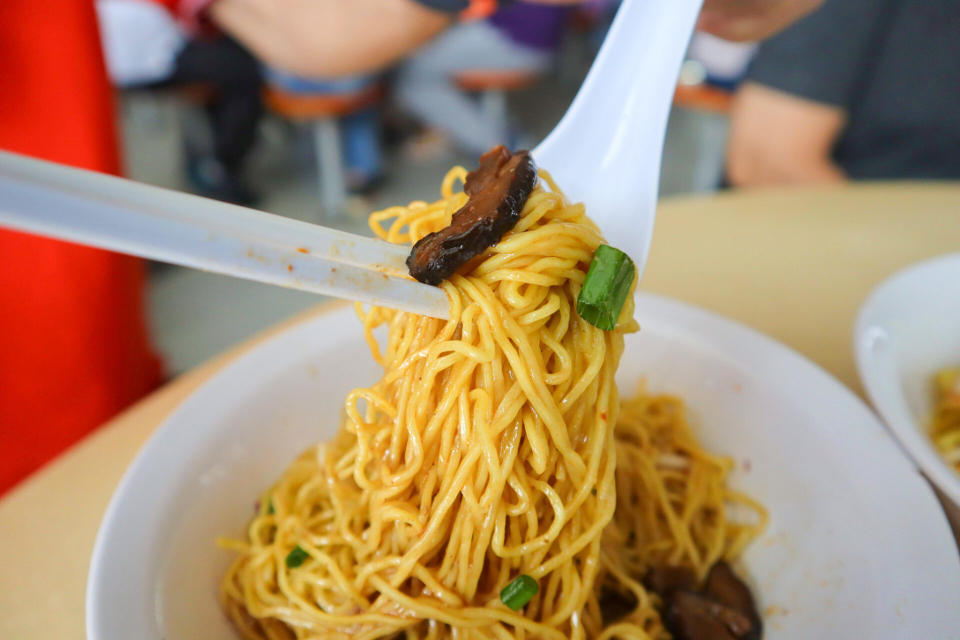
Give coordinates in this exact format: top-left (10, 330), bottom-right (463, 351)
top-left (406, 145), bottom-right (538, 285)
top-left (703, 561), bottom-right (762, 640)
top-left (666, 590), bottom-right (755, 640)
top-left (598, 585), bottom-right (639, 625)
top-left (643, 565), bottom-right (698, 599)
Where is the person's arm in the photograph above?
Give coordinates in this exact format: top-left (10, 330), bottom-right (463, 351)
top-left (208, 0), bottom-right (452, 77)
top-left (726, 82), bottom-right (846, 186)
top-left (698, 0), bottom-right (824, 42)
top-left (725, 0), bottom-right (890, 186)
top-left (207, 0), bottom-right (819, 79)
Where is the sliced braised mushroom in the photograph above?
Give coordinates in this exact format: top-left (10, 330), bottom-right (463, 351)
top-left (647, 561), bottom-right (762, 639)
top-left (643, 565), bottom-right (698, 599)
top-left (666, 590), bottom-right (753, 640)
top-left (704, 561), bottom-right (762, 640)
top-left (406, 146), bottom-right (537, 285)
top-left (598, 586), bottom-right (639, 625)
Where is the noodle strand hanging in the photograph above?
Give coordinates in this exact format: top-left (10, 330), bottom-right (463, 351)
top-left (219, 163), bottom-right (765, 640)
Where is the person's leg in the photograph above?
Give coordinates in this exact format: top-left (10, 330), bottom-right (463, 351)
top-left (395, 21), bottom-right (552, 155)
top-left (170, 37), bottom-right (263, 202)
top-left (341, 107), bottom-right (384, 193)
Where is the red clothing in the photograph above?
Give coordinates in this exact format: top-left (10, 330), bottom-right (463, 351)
top-left (0, 0), bottom-right (163, 494)
top-left (142, 0), bottom-right (216, 35)
top-left (147, 0), bottom-right (180, 12)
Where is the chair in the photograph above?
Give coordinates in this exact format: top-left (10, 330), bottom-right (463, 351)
top-left (666, 81), bottom-right (735, 193)
top-left (672, 83), bottom-right (734, 114)
top-left (262, 82), bottom-right (382, 218)
top-left (453, 70), bottom-right (541, 144)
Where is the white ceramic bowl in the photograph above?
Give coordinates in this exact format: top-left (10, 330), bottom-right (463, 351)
top-left (856, 253), bottom-right (960, 509)
top-left (88, 293), bottom-right (960, 640)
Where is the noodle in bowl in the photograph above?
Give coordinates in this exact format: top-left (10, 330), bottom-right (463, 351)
top-left (217, 168), bottom-right (764, 640)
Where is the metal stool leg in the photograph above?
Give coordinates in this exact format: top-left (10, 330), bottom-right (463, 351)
top-left (480, 89), bottom-right (509, 145)
top-left (313, 118), bottom-right (346, 219)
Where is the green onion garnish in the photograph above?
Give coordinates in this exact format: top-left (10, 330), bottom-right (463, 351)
top-left (266, 497), bottom-right (275, 515)
top-left (500, 574), bottom-right (538, 610)
top-left (576, 245), bottom-right (635, 331)
top-left (285, 545), bottom-right (309, 568)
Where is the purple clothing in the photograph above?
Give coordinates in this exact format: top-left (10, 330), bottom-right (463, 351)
top-left (488, 3), bottom-right (569, 51)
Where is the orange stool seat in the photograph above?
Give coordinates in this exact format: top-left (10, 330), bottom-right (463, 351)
top-left (263, 84), bottom-right (383, 120)
top-left (453, 70), bottom-right (541, 92)
top-left (673, 83), bottom-right (734, 114)
top-left (452, 70), bottom-right (542, 150)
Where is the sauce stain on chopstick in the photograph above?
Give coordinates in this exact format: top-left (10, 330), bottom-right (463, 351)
top-left (245, 247), bottom-right (270, 264)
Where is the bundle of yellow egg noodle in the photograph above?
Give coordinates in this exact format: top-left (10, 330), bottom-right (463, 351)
top-left (219, 167), bottom-right (765, 640)
top-left (931, 368), bottom-right (960, 472)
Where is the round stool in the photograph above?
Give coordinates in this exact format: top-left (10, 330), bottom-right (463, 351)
top-left (263, 83), bottom-right (382, 218)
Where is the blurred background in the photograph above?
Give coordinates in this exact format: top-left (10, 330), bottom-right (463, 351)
top-left (106, 3), bottom-right (756, 373)
top-left (4, 0), bottom-right (957, 494)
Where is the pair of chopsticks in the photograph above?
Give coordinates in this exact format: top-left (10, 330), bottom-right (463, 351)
top-left (0, 151), bottom-right (450, 319)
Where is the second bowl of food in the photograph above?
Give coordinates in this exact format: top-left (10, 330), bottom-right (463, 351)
top-left (856, 253), bottom-right (960, 510)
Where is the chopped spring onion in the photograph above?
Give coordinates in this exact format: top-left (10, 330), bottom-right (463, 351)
top-left (285, 545), bottom-right (309, 568)
top-left (576, 245), bottom-right (635, 331)
top-left (267, 497), bottom-right (275, 515)
top-left (500, 574), bottom-right (538, 610)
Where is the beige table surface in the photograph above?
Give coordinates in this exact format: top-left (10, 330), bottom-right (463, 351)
top-left (2, 183), bottom-right (959, 639)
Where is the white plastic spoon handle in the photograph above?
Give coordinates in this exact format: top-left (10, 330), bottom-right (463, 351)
top-left (0, 151), bottom-right (450, 318)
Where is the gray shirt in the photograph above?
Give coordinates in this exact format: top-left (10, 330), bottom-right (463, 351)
top-left (747, 0), bottom-right (960, 180)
